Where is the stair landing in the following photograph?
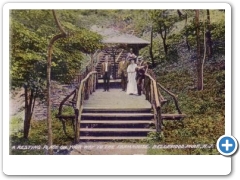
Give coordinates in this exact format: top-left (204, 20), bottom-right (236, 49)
top-left (83, 88), bottom-right (151, 110)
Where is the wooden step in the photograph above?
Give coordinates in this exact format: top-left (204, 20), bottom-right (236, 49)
top-left (56, 114), bottom-right (184, 120)
top-left (79, 136), bottom-right (147, 140)
top-left (81, 113), bottom-right (154, 118)
top-left (80, 120), bottom-right (154, 124)
top-left (83, 107), bottom-right (151, 113)
top-left (80, 128), bottom-right (155, 132)
top-left (162, 114), bottom-right (186, 120)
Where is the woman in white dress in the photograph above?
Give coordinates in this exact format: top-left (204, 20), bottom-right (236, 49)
top-left (126, 59), bottom-right (138, 95)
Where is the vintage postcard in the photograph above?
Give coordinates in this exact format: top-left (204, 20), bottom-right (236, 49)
top-left (3, 2), bottom-right (234, 176)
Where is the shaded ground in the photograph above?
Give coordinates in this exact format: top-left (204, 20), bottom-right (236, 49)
top-left (10, 81), bottom-right (75, 121)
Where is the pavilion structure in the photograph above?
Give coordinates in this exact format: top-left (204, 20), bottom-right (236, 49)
top-left (91, 26), bottom-right (150, 79)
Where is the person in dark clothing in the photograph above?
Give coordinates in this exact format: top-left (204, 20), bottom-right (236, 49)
top-left (135, 60), bottom-right (146, 96)
top-left (101, 56), bottom-right (112, 92)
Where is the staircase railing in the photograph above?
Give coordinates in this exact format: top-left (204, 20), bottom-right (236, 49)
top-left (144, 72), bottom-right (162, 132)
top-left (74, 71), bottom-right (98, 143)
top-left (143, 67), bottom-right (185, 132)
top-left (157, 83), bottom-right (182, 114)
top-left (56, 50), bottom-right (100, 140)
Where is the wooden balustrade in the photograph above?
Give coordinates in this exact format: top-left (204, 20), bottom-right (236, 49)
top-left (144, 73), bottom-right (162, 132)
top-left (157, 83), bottom-right (182, 114)
top-left (143, 65), bottom-right (185, 131)
top-left (74, 71), bottom-right (98, 143)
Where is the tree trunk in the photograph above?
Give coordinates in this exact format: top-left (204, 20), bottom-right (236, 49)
top-left (184, 12), bottom-right (190, 51)
top-left (206, 9), bottom-right (213, 58)
top-left (195, 10), bottom-right (203, 90)
top-left (159, 30), bottom-right (168, 56)
top-left (159, 24), bottom-right (168, 56)
top-left (201, 22), bottom-right (207, 91)
top-left (47, 10), bottom-right (67, 155)
top-left (23, 86), bottom-right (29, 139)
top-left (23, 88), bottom-right (35, 138)
top-left (177, 10), bottom-right (183, 18)
top-left (163, 25), bottom-right (168, 56)
top-left (162, 37), bottom-right (168, 56)
top-left (149, 26), bottom-right (155, 67)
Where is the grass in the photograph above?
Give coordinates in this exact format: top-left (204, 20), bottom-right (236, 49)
top-left (145, 59), bottom-right (224, 155)
top-left (10, 115), bottom-right (24, 134)
top-left (10, 109), bottom-right (74, 155)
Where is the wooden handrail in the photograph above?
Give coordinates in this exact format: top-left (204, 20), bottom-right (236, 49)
top-left (115, 49), bottom-right (124, 63)
top-left (74, 71), bottom-right (97, 143)
top-left (157, 83), bottom-right (182, 114)
top-left (144, 73), bottom-right (160, 108)
top-left (76, 71), bottom-right (97, 110)
top-left (58, 89), bottom-right (76, 116)
top-left (144, 72), bottom-right (161, 132)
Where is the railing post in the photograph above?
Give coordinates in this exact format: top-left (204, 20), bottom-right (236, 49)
top-left (145, 77), bottom-right (150, 101)
top-left (145, 73), bottom-right (161, 133)
top-left (74, 108), bottom-right (79, 143)
top-left (93, 74), bottom-right (96, 92)
top-left (156, 107), bottom-right (162, 132)
top-left (90, 74), bottom-right (93, 94)
top-left (150, 80), bottom-right (154, 105)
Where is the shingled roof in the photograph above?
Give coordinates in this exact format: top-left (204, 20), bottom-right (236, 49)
top-left (102, 34), bottom-right (150, 44)
top-left (91, 25), bottom-right (150, 47)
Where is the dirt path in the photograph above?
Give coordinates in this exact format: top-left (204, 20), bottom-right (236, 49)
top-left (70, 142), bottom-right (149, 155)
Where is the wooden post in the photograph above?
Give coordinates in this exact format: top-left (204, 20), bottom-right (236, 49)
top-left (152, 103), bottom-right (157, 128)
top-left (156, 107), bottom-right (162, 132)
top-left (157, 83), bottom-right (182, 114)
top-left (93, 74), bottom-right (96, 92)
top-left (85, 79), bottom-right (88, 100)
top-left (74, 108), bottom-right (79, 143)
top-left (91, 74), bottom-right (94, 94)
top-left (74, 71), bottom-right (97, 143)
top-left (146, 77), bottom-right (150, 101)
top-left (150, 80), bottom-right (154, 104)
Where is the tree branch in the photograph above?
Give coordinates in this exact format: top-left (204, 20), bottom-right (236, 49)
top-left (52, 10), bottom-right (67, 35)
top-left (47, 10), bottom-right (68, 155)
top-left (163, 24), bottom-right (167, 40)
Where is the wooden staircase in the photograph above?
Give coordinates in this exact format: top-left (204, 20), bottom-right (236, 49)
top-left (95, 48), bottom-right (128, 79)
top-left (79, 107), bottom-right (155, 140)
top-left (56, 61), bottom-right (186, 143)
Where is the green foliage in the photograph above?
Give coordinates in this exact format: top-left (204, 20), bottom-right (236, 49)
top-left (151, 10), bottom-right (179, 32)
top-left (61, 106), bottom-right (75, 116)
top-left (10, 114), bottom-right (74, 155)
top-left (10, 10), bottom-right (102, 139)
top-left (180, 10), bottom-right (225, 54)
top-left (10, 10), bottom-right (102, 87)
top-left (211, 20), bottom-right (225, 54)
top-left (146, 63), bottom-right (225, 155)
top-left (10, 116), bottom-right (24, 134)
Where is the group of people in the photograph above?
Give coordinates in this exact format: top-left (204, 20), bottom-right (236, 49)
top-left (101, 48), bottom-right (146, 96)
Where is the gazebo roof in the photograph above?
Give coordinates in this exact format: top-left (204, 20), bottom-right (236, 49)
top-left (102, 34), bottom-right (150, 44)
top-left (91, 25), bottom-right (150, 47)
